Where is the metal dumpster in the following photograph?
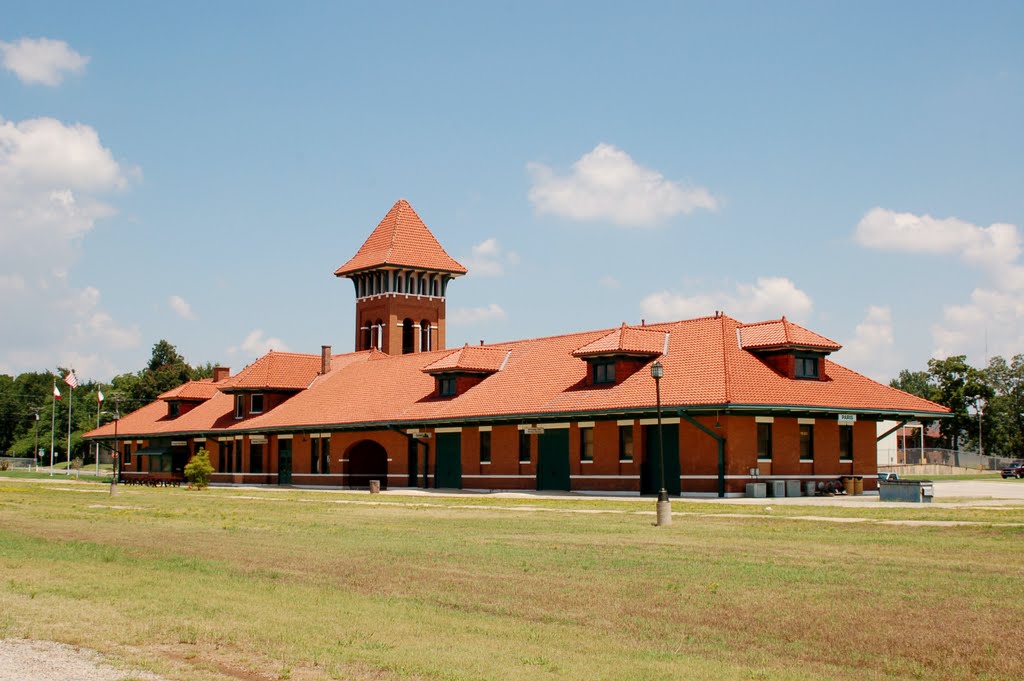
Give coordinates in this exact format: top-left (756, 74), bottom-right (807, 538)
top-left (878, 479), bottom-right (933, 503)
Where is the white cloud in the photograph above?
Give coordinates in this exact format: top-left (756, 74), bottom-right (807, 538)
top-left (527, 143), bottom-right (717, 227)
top-left (449, 304), bottom-right (507, 325)
top-left (599, 275), bottom-right (620, 289)
top-left (229, 330), bottom-right (289, 359)
top-left (836, 306), bottom-right (897, 381)
top-left (462, 238), bottom-right (519, 277)
top-left (0, 115), bottom-right (139, 380)
top-left (931, 288), bottom-right (1024, 361)
top-left (0, 37), bottom-right (89, 86)
top-left (855, 208), bottom-right (1024, 363)
top-left (641, 277), bottom-right (813, 323)
top-left (168, 295), bottom-right (196, 321)
top-left (855, 207), bottom-right (1023, 286)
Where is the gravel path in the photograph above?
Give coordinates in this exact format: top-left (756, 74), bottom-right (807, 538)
top-left (0, 639), bottom-right (168, 681)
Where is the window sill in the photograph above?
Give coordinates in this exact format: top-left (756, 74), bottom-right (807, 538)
top-left (799, 459), bottom-right (814, 463)
top-left (757, 458), bottom-right (772, 463)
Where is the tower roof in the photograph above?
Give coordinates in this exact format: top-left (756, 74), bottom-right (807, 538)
top-left (334, 199), bottom-right (467, 277)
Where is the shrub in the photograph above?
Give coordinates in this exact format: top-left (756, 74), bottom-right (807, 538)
top-left (184, 449), bottom-right (214, 490)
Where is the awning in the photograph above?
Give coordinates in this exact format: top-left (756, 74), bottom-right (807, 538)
top-left (133, 446), bottom-right (173, 456)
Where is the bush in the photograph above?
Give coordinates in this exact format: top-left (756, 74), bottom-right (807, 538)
top-left (184, 449), bottom-right (214, 490)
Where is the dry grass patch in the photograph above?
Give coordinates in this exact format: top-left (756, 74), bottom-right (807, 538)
top-left (0, 481), bottom-right (1021, 680)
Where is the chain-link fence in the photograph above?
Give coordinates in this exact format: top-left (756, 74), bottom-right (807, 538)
top-left (893, 448), bottom-right (1017, 470)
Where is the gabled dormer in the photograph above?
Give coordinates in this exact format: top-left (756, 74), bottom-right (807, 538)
top-left (157, 370), bottom-right (228, 419)
top-left (218, 350), bottom-right (327, 419)
top-left (736, 317), bottom-right (841, 381)
top-left (422, 344), bottom-right (510, 398)
top-left (572, 323), bottom-right (668, 387)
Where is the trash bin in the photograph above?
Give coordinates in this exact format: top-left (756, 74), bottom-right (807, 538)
top-left (804, 481), bottom-right (817, 496)
top-left (878, 479), bottom-right (932, 503)
top-left (840, 476), bottom-right (855, 494)
top-left (853, 476), bottom-right (864, 495)
top-left (369, 480), bottom-right (381, 494)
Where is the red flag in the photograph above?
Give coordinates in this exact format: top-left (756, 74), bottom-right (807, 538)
top-left (53, 384), bottom-right (62, 400)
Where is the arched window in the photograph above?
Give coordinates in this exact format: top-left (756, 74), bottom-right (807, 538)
top-left (402, 318), bottom-right (415, 354)
top-left (361, 325), bottom-right (371, 351)
top-left (406, 272), bottom-right (413, 294)
top-left (418, 277), bottom-right (427, 296)
top-left (431, 276), bottom-right (439, 297)
top-left (420, 320), bottom-right (431, 352)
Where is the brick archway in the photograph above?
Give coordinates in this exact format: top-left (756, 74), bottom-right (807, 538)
top-left (346, 440), bottom-right (388, 489)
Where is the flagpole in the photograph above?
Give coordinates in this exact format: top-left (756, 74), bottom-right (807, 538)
top-left (95, 394), bottom-right (101, 476)
top-left (66, 379), bottom-right (73, 476)
top-left (50, 381), bottom-right (57, 477)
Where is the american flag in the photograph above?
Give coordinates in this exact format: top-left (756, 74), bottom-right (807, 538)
top-left (64, 371), bottom-right (79, 389)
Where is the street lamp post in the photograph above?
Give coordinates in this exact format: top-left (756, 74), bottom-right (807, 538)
top-left (651, 360), bottom-right (671, 527)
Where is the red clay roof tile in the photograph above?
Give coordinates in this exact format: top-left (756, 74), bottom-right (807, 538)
top-left (422, 345), bottom-right (511, 374)
top-left (737, 317), bottom-right (842, 352)
top-left (334, 199), bottom-right (467, 276)
top-left (85, 315), bottom-right (947, 440)
top-left (572, 323), bottom-right (667, 357)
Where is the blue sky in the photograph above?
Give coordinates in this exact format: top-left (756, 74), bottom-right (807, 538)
top-left (1, 1), bottom-right (1022, 382)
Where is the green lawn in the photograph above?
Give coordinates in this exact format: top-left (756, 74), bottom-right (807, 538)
top-left (1, 481), bottom-right (1021, 680)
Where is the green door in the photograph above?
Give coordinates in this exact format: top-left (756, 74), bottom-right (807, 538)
top-left (537, 428), bottom-right (570, 491)
top-left (278, 438), bottom-right (292, 485)
top-left (434, 432), bottom-right (462, 489)
top-left (643, 424), bottom-right (680, 495)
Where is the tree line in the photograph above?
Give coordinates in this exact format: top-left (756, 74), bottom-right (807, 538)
top-left (890, 354), bottom-right (1024, 458)
top-left (0, 341), bottom-right (213, 462)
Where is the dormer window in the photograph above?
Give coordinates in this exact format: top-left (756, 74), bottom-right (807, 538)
top-left (795, 355), bottom-right (819, 379)
top-left (251, 393), bottom-right (264, 414)
top-left (234, 395), bottom-right (244, 419)
top-left (168, 401), bottom-right (180, 418)
top-left (439, 377), bottom-right (457, 397)
top-left (594, 360), bottom-right (616, 384)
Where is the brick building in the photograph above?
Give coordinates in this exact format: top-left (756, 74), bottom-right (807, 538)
top-left (85, 199), bottom-right (948, 496)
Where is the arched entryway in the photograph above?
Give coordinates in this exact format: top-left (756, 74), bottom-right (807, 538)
top-left (346, 440), bottom-right (388, 489)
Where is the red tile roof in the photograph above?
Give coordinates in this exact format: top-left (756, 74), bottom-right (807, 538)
top-left (422, 345), bottom-right (511, 374)
top-left (334, 199), bottom-right (467, 277)
top-left (737, 317), bottom-right (842, 352)
top-left (572, 323), bottom-right (667, 357)
top-left (218, 352), bottom-right (325, 392)
top-left (158, 379), bottom-right (221, 401)
top-left (85, 315), bottom-right (948, 441)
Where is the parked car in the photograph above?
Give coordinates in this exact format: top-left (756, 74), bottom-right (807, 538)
top-left (1000, 462), bottom-right (1024, 479)
top-left (877, 472), bottom-right (900, 482)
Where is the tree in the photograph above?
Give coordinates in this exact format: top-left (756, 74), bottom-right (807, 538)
top-left (184, 449), bottom-right (214, 489)
top-left (927, 355), bottom-right (991, 456)
top-left (889, 370), bottom-right (938, 402)
top-left (148, 340), bottom-right (186, 371)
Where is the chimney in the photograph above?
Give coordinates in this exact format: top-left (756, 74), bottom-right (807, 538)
top-left (212, 366), bottom-right (230, 382)
top-left (321, 345), bottom-right (332, 375)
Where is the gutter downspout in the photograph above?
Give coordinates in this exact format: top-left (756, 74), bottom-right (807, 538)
top-left (389, 426), bottom-right (429, 488)
top-left (679, 412), bottom-right (726, 498)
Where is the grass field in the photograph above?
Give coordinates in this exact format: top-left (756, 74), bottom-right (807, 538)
top-left (1, 481), bottom-right (1022, 680)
